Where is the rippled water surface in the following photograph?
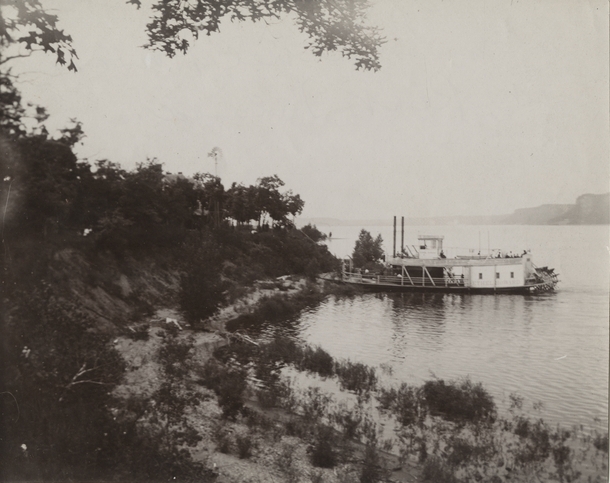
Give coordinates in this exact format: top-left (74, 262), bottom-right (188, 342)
top-left (277, 225), bottom-right (609, 429)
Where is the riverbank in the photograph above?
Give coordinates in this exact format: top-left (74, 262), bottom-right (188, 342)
top-left (112, 277), bottom-right (422, 483)
top-left (112, 277), bottom-right (608, 483)
top-left (4, 226), bottom-right (606, 482)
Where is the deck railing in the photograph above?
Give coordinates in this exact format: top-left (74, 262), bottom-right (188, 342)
top-left (343, 272), bottom-right (465, 287)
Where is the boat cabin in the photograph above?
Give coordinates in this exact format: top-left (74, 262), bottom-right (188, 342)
top-left (417, 235), bottom-right (444, 259)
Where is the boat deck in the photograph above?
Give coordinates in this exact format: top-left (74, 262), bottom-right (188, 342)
top-left (387, 256), bottom-right (525, 268)
top-left (322, 267), bottom-right (558, 294)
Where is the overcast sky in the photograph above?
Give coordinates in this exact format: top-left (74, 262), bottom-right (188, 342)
top-left (13, 0), bottom-right (610, 220)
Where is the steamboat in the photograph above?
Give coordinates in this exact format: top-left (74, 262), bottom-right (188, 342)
top-left (337, 220), bottom-right (559, 294)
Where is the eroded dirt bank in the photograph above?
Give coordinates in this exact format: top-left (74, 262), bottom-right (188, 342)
top-left (111, 277), bottom-right (422, 483)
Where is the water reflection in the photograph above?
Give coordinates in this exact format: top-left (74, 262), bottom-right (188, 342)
top-left (388, 292), bottom-right (448, 312)
top-left (269, 288), bottom-right (607, 430)
top-left (386, 293), bottom-right (448, 356)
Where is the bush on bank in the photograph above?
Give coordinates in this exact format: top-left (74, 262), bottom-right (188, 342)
top-left (207, 332), bottom-right (609, 483)
top-left (422, 378), bottom-right (496, 423)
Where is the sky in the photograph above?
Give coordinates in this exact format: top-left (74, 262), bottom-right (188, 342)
top-left (11, 0), bottom-right (610, 220)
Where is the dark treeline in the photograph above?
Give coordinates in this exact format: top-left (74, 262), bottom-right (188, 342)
top-left (2, 138), bottom-right (304, 249)
top-left (0, 72), bottom-right (337, 481)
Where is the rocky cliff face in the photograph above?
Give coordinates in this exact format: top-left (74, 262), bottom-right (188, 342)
top-left (549, 193), bottom-right (610, 225)
top-left (500, 204), bottom-right (573, 225)
top-left (302, 192), bottom-right (610, 226)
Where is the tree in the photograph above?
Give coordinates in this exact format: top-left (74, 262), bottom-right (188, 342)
top-left (283, 190), bottom-right (304, 222)
top-left (0, 71), bottom-right (26, 135)
top-left (0, 0), bottom-right (78, 70)
top-left (255, 175), bottom-right (303, 227)
top-left (301, 223), bottom-right (327, 242)
top-left (226, 182), bottom-right (259, 225)
top-left (1, 0), bottom-right (384, 72)
top-left (352, 229), bottom-right (383, 269)
top-left (179, 241), bottom-right (225, 323)
top-left (1, 290), bottom-right (125, 480)
top-left (4, 134), bottom-right (80, 237)
top-left (194, 172), bottom-right (225, 226)
top-left (128, 0), bottom-right (384, 71)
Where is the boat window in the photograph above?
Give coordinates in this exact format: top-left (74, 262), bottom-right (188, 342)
top-left (496, 273), bottom-right (500, 279)
top-left (510, 272), bottom-right (514, 278)
top-left (478, 273), bottom-right (483, 280)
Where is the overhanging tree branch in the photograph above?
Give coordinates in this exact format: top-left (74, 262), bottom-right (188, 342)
top-left (132, 0), bottom-right (384, 71)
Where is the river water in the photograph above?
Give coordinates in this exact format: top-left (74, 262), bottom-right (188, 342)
top-left (280, 225), bottom-right (609, 430)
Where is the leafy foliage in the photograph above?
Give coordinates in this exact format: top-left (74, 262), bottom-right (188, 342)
top-left (377, 383), bottom-right (426, 427)
top-left (301, 223), bottom-right (328, 242)
top-left (0, 0), bottom-right (78, 70)
top-left (422, 378), bottom-right (496, 423)
top-left (179, 240), bottom-right (225, 323)
top-left (311, 425), bottom-right (338, 468)
top-left (147, 328), bottom-right (203, 449)
top-left (351, 229), bottom-right (384, 269)
top-left (1, 289), bottom-right (124, 480)
top-left (128, 0), bottom-right (385, 71)
top-left (335, 360), bottom-right (378, 395)
top-left (198, 359), bottom-right (248, 420)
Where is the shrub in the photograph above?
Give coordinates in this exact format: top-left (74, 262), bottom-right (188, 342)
top-left (300, 346), bottom-right (334, 377)
top-left (300, 387), bottom-right (333, 424)
top-left (359, 444), bottom-right (386, 483)
top-left (331, 405), bottom-right (365, 440)
top-left (213, 425), bottom-right (233, 454)
top-left (225, 313), bottom-right (262, 332)
top-left (446, 437), bottom-right (493, 468)
top-left (305, 257), bottom-right (322, 280)
top-left (513, 418), bottom-right (552, 465)
top-left (335, 361), bottom-right (378, 395)
top-left (179, 242), bottom-right (225, 323)
top-left (593, 432), bottom-right (609, 453)
top-left (422, 377), bottom-right (496, 422)
top-left (245, 408), bottom-right (277, 432)
top-left (225, 282), bottom-right (250, 303)
top-left (236, 433), bottom-right (254, 459)
top-left (262, 335), bottom-right (302, 365)
top-left (276, 441), bottom-right (301, 483)
top-left (311, 426), bottom-right (338, 468)
top-left (377, 383), bottom-right (425, 427)
top-left (285, 417), bottom-right (310, 438)
top-left (257, 378), bottom-right (292, 409)
top-left (216, 369), bottom-right (248, 420)
top-left (196, 359), bottom-right (247, 420)
top-left (422, 456), bottom-right (458, 483)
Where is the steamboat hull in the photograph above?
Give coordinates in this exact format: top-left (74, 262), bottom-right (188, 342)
top-left (330, 277), bottom-right (557, 295)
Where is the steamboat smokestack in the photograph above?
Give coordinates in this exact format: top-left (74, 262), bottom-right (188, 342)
top-left (401, 216), bottom-right (404, 254)
top-left (393, 216), bottom-right (397, 258)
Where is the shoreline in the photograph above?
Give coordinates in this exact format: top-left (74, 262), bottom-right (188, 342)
top-left (113, 278), bottom-right (608, 483)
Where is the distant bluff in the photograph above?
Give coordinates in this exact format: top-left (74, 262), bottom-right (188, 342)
top-left (302, 192), bottom-right (610, 226)
top-left (548, 193), bottom-right (610, 225)
top-left (501, 193), bottom-right (609, 225)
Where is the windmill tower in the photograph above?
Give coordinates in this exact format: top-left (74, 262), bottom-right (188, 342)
top-left (207, 147), bottom-right (223, 178)
top-left (206, 147), bottom-right (224, 226)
